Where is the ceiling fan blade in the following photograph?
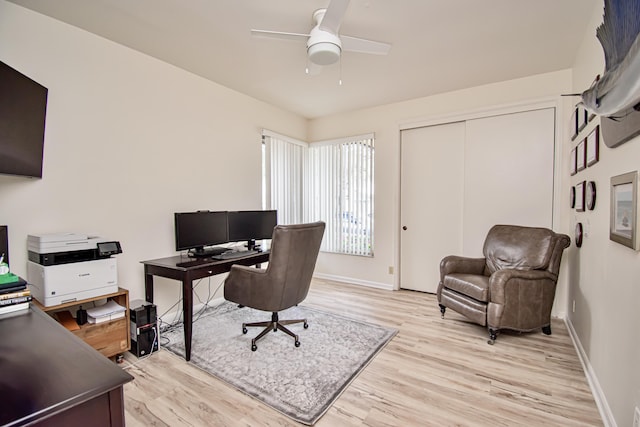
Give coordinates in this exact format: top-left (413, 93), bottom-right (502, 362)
top-left (341, 35), bottom-right (391, 55)
top-left (251, 29), bottom-right (309, 42)
top-left (319, 0), bottom-right (350, 34)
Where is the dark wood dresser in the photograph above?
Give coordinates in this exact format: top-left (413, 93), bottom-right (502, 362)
top-left (0, 305), bottom-right (133, 426)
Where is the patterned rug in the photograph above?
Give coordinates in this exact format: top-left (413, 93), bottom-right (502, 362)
top-left (162, 301), bottom-right (397, 425)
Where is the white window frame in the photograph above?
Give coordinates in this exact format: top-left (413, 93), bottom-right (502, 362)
top-left (263, 130), bottom-right (374, 256)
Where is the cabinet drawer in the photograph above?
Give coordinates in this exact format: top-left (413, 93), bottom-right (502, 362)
top-left (74, 317), bottom-right (129, 358)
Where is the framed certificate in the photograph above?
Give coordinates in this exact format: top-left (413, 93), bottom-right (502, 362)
top-left (586, 125), bottom-right (600, 166)
top-left (575, 181), bottom-right (585, 212)
top-left (576, 139), bottom-right (586, 172)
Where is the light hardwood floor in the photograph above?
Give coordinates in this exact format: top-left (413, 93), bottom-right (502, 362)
top-left (123, 279), bottom-right (603, 426)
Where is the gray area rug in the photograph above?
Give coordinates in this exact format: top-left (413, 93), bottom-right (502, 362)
top-left (162, 302), bottom-right (397, 425)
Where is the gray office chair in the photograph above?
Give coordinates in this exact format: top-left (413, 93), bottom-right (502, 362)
top-left (224, 221), bottom-right (325, 351)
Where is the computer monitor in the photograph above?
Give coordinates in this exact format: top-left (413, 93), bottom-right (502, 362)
top-left (227, 210), bottom-right (277, 250)
top-left (174, 211), bottom-right (229, 257)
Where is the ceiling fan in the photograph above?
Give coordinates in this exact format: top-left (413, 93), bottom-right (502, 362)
top-left (251, 0), bottom-right (391, 69)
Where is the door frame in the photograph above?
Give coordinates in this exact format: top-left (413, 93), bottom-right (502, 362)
top-left (395, 97), bottom-right (564, 291)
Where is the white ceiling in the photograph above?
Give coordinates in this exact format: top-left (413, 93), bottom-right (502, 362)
top-left (8, 0), bottom-right (600, 119)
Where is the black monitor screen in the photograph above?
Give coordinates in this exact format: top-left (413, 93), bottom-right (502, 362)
top-left (228, 210), bottom-right (277, 244)
top-left (174, 211), bottom-right (228, 253)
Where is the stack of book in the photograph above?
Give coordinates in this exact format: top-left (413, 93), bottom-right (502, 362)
top-left (86, 300), bottom-right (126, 324)
top-left (0, 275), bottom-right (31, 315)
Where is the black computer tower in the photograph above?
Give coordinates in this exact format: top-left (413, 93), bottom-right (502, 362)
top-left (129, 300), bottom-right (158, 357)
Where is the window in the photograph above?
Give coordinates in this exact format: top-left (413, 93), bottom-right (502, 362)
top-left (262, 131), bottom-right (307, 225)
top-left (263, 130), bottom-right (374, 256)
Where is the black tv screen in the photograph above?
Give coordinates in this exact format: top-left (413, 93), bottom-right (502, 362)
top-left (174, 211), bottom-right (228, 255)
top-left (228, 210), bottom-right (278, 245)
top-left (0, 60), bottom-right (48, 178)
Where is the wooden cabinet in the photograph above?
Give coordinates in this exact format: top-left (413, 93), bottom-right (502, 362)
top-left (33, 287), bottom-right (130, 358)
top-left (0, 307), bottom-right (133, 426)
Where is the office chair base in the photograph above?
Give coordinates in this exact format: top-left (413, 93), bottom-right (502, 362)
top-left (242, 312), bottom-right (308, 351)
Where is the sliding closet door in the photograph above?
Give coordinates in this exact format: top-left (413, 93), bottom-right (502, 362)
top-left (399, 107), bottom-right (556, 293)
top-left (400, 122), bottom-right (465, 293)
top-left (462, 108), bottom-right (555, 255)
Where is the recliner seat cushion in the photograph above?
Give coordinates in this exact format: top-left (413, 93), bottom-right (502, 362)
top-left (443, 273), bottom-right (490, 302)
top-left (483, 225), bottom-right (554, 274)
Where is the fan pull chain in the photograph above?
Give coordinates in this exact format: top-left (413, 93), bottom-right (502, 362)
top-left (338, 57), bottom-right (343, 85)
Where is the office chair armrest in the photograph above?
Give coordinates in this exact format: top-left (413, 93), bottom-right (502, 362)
top-left (229, 264), bottom-right (267, 276)
top-left (223, 264), bottom-right (267, 304)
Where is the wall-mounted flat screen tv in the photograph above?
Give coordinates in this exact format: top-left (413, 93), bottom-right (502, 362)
top-left (0, 60), bottom-right (48, 178)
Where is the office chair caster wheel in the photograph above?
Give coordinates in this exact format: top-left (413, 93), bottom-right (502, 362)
top-left (295, 340), bottom-right (300, 347)
top-left (251, 344), bottom-right (257, 351)
top-left (303, 321), bottom-right (308, 329)
top-left (242, 327), bottom-right (248, 334)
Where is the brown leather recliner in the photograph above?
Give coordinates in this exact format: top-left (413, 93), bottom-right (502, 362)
top-left (437, 224), bottom-right (570, 344)
top-left (224, 221), bottom-right (325, 351)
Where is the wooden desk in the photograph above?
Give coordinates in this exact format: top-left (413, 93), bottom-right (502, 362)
top-left (141, 251), bottom-right (270, 361)
top-left (0, 306), bottom-right (133, 427)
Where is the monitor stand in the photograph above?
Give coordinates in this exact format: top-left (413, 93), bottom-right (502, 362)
top-left (245, 239), bottom-right (257, 251)
top-left (188, 246), bottom-right (229, 258)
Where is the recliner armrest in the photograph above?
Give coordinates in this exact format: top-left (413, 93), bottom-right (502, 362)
top-left (489, 269), bottom-right (557, 304)
top-left (440, 255), bottom-right (486, 279)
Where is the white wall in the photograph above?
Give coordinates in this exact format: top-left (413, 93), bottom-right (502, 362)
top-left (567, 3), bottom-right (640, 426)
top-left (3, 2), bottom-right (634, 424)
top-left (309, 71), bottom-right (573, 308)
top-left (0, 1), bottom-right (307, 317)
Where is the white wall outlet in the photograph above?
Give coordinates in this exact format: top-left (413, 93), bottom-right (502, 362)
top-left (388, 266), bottom-right (394, 275)
top-left (633, 406), bottom-right (640, 427)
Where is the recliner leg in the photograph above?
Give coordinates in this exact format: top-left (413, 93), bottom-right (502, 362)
top-left (439, 304), bottom-right (446, 319)
top-left (487, 328), bottom-right (498, 345)
top-left (542, 325), bottom-right (552, 335)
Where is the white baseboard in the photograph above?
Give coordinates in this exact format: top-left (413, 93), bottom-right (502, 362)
top-left (565, 317), bottom-right (616, 427)
top-left (313, 273), bottom-right (394, 291)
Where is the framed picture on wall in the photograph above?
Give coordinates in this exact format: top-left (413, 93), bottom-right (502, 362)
top-left (576, 181), bottom-right (585, 212)
top-left (570, 108), bottom-right (578, 141)
top-left (586, 125), bottom-right (600, 166)
top-left (586, 181), bottom-right (597, 210)
top-left (570, 147), bottom-right (577, 175)
top-left (576, 139), bottom-right (586, 172)
top-left (610, 171), bottom-right (638, 250)
top-left (577, 105), bottom-right (588, 132)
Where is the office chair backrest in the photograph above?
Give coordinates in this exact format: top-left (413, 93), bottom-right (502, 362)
top-left (264, 221), bottom-right (326, 309)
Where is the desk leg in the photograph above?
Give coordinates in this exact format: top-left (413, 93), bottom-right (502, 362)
top-left (144, 267), bottom-right (154, 303)
top-left (182, 278), bottom-right (193, 361)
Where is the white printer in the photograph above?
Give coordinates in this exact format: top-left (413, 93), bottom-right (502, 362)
top-left (27, 233), bottom-right (122, 307)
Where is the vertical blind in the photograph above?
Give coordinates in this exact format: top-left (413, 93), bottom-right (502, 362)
top-left (263, 132), bottom-right (307, 225)
top-left (264, 130), bottom-right (374, 256)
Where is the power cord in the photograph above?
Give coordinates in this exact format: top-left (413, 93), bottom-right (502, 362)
top-left (156, 275), bottom-right (227, 348)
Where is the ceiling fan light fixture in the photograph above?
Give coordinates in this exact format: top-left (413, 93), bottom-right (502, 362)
top-left (308, 42), bottom-right (341, 65)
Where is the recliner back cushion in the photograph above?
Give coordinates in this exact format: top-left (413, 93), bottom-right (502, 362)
top-left (483, 225), bottom-right (554, 275)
